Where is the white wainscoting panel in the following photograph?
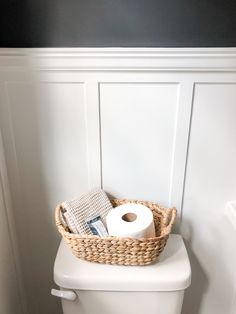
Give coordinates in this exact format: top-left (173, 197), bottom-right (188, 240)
top-left (7, 82), bottom-right (88, 200)
top-left (181, 83), bottom-right (236, 314)
top-left (0, 80), bottom-right (89, 314)
top-left (100, 83), bottom-right (179, 205)
top-left (0, 48), bottom-right (236, 314)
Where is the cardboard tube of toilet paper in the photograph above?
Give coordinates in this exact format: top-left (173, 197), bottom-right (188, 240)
top-left (106, 203), bottom-right (155, 239)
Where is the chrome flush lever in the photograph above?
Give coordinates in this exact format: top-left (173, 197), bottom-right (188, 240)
top-left (51, 288), bottom-right (77, 301)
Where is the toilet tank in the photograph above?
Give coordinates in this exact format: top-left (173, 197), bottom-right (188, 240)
top-left (53, 234), bottom-right (191, 314)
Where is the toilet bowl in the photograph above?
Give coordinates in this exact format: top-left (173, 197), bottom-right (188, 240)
top-left (52, 234), bottom-right (191, 314)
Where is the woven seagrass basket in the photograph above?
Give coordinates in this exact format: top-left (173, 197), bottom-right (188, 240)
top-left (55, 199), bottom-right (177, 266)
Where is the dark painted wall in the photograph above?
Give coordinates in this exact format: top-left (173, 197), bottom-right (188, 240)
top-left (1, 0), bottom-right (236, 47)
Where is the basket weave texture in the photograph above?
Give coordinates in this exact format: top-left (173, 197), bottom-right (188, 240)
top-left (55, 199), bottom-right (177, 266)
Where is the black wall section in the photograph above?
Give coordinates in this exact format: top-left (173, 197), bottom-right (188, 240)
top-left (1, 0), bottom-right (236, 47)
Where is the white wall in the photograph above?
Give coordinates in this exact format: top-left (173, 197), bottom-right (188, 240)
top-left (0, 48), bottom-right (236, 314)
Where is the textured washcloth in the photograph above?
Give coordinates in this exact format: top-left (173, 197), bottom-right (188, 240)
top-left (61, 188), bottom-right (113, 235)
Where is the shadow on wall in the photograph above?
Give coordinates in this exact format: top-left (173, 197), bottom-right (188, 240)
top-left (181, 243), bottom-right (208, 314)
top-left (181, 221), bottom-right (209, 314)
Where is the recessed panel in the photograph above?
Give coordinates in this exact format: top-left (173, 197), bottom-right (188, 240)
top-left (7, 82), bottom-right (88, 207)
top-left (184, 83), bottom-right (236, 210)
top-left (182, 83), bottom-right (236, 314)
top-left (100, 83), bottom-right (179, 205)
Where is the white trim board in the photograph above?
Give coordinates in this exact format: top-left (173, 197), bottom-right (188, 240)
top-left (1, 48), bottom-right (236, 71)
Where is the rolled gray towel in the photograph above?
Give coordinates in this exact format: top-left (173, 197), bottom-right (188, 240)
top-left (61, 188), bottom-right (113, 235)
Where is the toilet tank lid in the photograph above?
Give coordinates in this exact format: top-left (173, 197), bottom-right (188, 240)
top-left (54, 234), bottom-right (191, 292)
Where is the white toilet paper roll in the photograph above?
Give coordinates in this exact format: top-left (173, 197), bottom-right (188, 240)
top-left (106, 203), bottom-right (155, 239)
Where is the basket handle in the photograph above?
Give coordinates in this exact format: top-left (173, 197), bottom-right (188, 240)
top-left (162, 207), bottom-right (177, 235)
top-left (55, 205), bottom-right (68, 233)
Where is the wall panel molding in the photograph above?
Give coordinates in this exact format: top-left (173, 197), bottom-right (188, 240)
top-left (1, 48), bottom-right (236, 219)
top-left (1, 48), bottom-right (236, 72)
top-left (1, 48), bottom-right (236, 314)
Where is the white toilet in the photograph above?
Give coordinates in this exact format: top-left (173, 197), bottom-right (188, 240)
top-left (52, 234), bottom-right (191, 314)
